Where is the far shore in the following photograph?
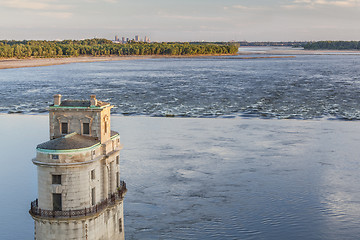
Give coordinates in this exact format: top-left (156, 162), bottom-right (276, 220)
top-left (1, 49), bottom-right (359, 70)
top-left (238, 47), bottom-right (360, 55)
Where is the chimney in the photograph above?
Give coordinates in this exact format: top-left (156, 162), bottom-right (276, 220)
top-left (53, 94), bottom-right (62, 106)
top-left (90, 95), bottom-right (97, 107)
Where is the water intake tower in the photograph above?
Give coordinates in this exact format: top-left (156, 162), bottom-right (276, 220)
top-left (29, 94), bottom-right (126, 240)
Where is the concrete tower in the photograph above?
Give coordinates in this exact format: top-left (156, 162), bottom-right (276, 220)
top-left (30, 94), bottom-right (126, 240)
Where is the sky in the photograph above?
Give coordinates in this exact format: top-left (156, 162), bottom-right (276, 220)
top-left (0, 0), bottom-right (359, 42)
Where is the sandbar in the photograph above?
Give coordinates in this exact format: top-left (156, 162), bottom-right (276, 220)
top-left (0, 54), bottom-right (244, 70)
top-left (0, 56), bottom-right (161, 70)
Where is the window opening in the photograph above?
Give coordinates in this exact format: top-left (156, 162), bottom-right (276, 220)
top-left (52, 175), bottom-right (61, 184)
top-left (53, 193), bottom-right (62, 211)
top-left (91, 187), bottom-right (96, 205)
top-left (61, 122), bottom-right (68, 134)
top-left (83, 123), bottom-right (90, 135)
top-left (119, 218), bottom-right (122, 233)
top-left (116, 172), bottom-right (119, 188)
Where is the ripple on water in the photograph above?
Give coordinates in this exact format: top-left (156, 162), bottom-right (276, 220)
top-left (1, 55), bottom-right (360, 119)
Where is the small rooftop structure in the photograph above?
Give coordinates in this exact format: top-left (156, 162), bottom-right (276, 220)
top-left (48, 94), bottom-right (113, 143)
top-left (51, 94), bottom-right (110, 108)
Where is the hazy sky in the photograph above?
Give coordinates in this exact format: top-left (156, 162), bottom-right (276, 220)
top-left (0, 0), bottom-right (359, 41)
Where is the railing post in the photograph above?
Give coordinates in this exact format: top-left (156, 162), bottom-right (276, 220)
top-left (85, 207), bottom-right (87, 216)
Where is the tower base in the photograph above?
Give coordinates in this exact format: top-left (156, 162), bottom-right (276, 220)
top-left (32, 201), bottom-right (125, 240)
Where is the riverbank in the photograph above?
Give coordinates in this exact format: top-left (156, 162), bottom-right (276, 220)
top-left (238, 46), bottom-right (360, 55)
top-left (0, 53), bottom-right (249, 70)
top-left (0, 55), bottom-right (162, 69)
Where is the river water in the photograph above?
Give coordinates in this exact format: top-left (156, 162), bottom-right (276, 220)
top-left (1, 115), bottom-right (360, 240)
top-left (1, 48), bottom-right (360, 239)
top-left (1, 48), bottom-right (360, 120)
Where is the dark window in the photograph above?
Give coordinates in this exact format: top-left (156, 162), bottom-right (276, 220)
top-left (61, 122), bottom-right (68, 134)
top-left (52, 175), bottom-right (61, 184)
top-left (83, 123), bottom-right (90, 135)
top-left (53, 193), bottom-right (62, 211)
top-left (116, 172), bottom-right (119, 188)
top-left (116, 156), bottom-right (119, 165)
top-left (119, 218), bottom-right (122, 233)
top-left (52, 154), bottom-right (59, 160)
top-left (91, 169), bottom-right (95, 180)
top-left (91, 187), bottom-right (96, 205)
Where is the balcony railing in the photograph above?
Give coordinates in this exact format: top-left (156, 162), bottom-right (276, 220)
top-left (30, 181), bottom-right (127, 219)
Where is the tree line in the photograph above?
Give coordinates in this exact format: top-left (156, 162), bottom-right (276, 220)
top-left (303, 41), bottom-right (360, 50)
top-left (0, 39), bottom-right (239, 58)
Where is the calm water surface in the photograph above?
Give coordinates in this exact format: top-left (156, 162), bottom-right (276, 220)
top-left (0, 116), bottom-right (360, 240)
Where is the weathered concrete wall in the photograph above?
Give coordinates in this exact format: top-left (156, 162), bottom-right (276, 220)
top-left (100, 107), bottom-right (111, 143)
top-left (37, 160), bottom-right (102, 210)
top-left (35, 136), bottom-right (121, 210)
top-left (36, 150), bottom-right (97, 164)
top-left (49, 109), bottom-right (103, 141)
top-left (34, 201), bottom-right (125, 240)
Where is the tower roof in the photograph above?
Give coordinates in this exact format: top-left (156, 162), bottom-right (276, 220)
top-left (37, 133), bottom-right (100, 151)
top-left (37, 131), bottom-right (119, 151)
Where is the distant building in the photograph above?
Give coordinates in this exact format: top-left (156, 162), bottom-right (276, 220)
top-left (135, 35), bottom-right (140, 42)
top-left (30, 94), bottom-right (127, 240)
top-left (122, 37), bottom-right (125, 44)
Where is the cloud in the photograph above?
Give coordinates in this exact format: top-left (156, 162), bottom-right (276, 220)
top-left (38, 11), bottom-right (73, 19)
top-left (284, 0), bottom-right (360, 9)
top-left (0, 0), bottom-right (71, 11)
top-left (225, 4), bottom-right (268, 11)
top-left (158, 12), bottom-right (226, 22)
top-left (0, 0), bottom-right (74, 19)
top-left (81, 0), bottom-right (118, 3)
top-left (232, 5), bottom-right (249, 10)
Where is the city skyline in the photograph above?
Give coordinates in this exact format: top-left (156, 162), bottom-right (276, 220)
top-left (0, 0), bottom-right (360, 42)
